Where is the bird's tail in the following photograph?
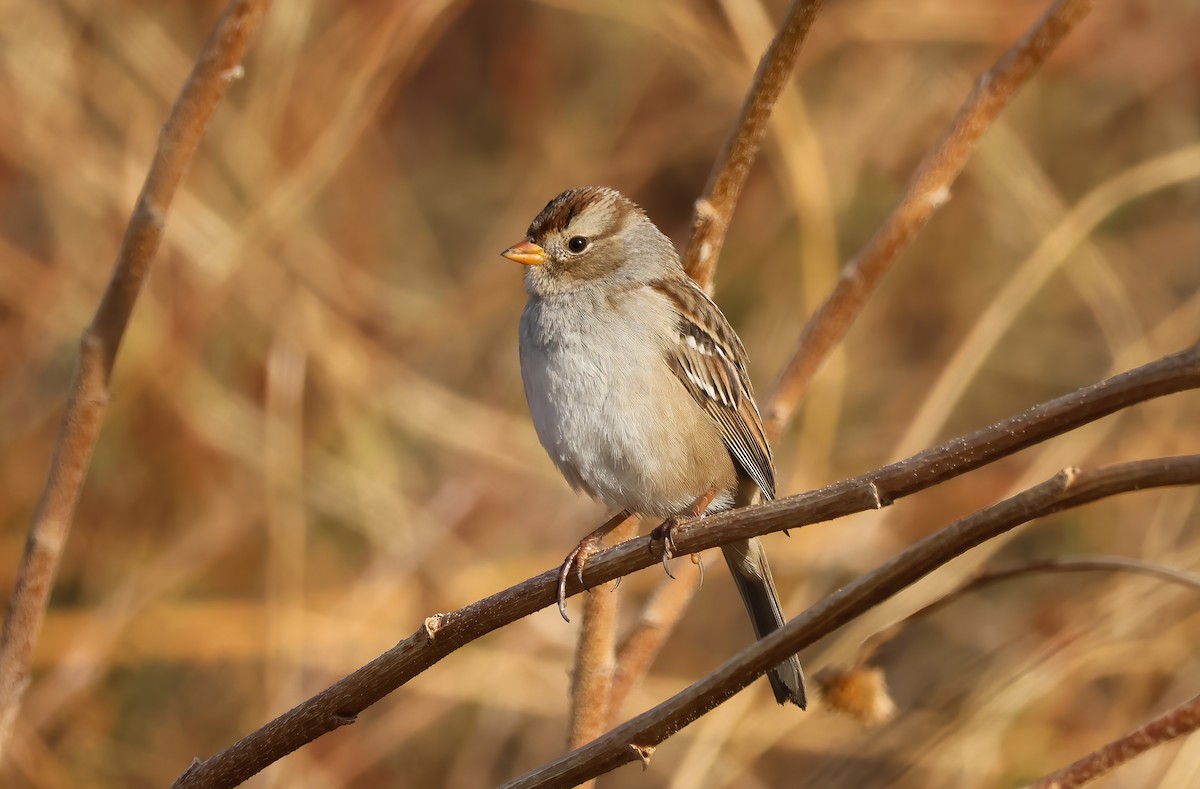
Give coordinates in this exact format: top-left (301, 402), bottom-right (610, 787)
top-left (720, 537), bottom-right (807, 709)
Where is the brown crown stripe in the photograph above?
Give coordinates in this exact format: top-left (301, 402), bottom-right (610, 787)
top-left (527, 186), bottom-right (631, 239)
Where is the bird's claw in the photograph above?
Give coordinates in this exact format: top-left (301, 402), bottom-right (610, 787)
top-left (650, 516), bottom-right (684, 579)
top-left (557, 537), bottom-right (602, 623)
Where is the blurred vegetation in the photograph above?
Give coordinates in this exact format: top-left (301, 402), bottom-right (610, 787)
top-left (1, 0), bottom-right (1199, 787)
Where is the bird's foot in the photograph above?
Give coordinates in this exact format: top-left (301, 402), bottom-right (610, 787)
top-left (555, 510), bottom-right (632, 623)
top-left (648, 487), bottom-right (720, 580)
top-left (557, 536), bottom-right (604, 623)
top-left (649, 515), bottom-right (687, 579)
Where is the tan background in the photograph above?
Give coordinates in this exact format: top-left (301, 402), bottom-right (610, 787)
top-left (1, 0), bottom-right (1199, 786)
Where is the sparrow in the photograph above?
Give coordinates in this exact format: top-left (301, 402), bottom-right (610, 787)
top-left (502, 186), bottom-right (806, 708)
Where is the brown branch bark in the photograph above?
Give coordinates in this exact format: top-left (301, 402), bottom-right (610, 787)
top-left (682, 0), bottom-right (823, 289)
top-left (0, 0), bottom-right (271, 757)
top-left (502, 457), bottom-right (1200, 788)
top-left (569, 588), bottom-right (619, 752)
top-left (1022, 692), bottom-right (1200, 789)
top-left (764, 0), bottom-right (1095, 433)
top-left (169, 344), bottom-right (1200, 788)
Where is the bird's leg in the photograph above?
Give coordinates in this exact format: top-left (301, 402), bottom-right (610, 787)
top-left (650, 487), bottom-right (719, 577)
top-left (557, 509), bottom-right (632, 623)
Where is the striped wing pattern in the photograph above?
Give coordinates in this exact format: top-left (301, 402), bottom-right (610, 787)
top-left (650, 278), bottom-right (776, 500)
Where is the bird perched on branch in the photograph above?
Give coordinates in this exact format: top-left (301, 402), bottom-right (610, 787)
top-left (502, 186), bottom-right (806, 708)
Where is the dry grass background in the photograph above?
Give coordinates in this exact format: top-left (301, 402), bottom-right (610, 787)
top-left (1, 0), bottom-right (1199, 787)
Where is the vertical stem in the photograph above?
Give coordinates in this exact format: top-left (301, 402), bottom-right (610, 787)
top-left (568, 517), bottom-right (638, 761)
top-left (682, 0), bottom-right (824, 290)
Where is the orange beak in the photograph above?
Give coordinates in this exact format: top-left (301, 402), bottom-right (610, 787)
top-left (501, 239), bottom-right (548, 266)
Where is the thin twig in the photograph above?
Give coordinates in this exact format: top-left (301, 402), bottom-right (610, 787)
top-left (1022, 693), bottom-right (1200, 789)
top-left (765, 0), bottom-right (1096, 433)
top-left (169, 344), bottom-right (1200, 788)
top-left (502, 457), bottom-right (1200, 788)
top-left (855, 556), bottom-right (1200, 668)
top-left (682, 0), bottom-right (824, 289)
top-left (0, 0), bottom-right (270, 757)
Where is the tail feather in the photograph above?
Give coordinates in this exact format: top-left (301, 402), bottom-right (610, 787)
top-left (721, 537), bottom-right (807, 709)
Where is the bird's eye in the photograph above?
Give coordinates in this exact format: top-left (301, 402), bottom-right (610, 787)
top-left (567, 236), bottom-right (589, 254)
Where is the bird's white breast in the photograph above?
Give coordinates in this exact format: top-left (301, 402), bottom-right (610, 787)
top-left (519, 285), bottom-right (732, 516)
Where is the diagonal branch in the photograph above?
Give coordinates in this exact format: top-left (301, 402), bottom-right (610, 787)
top-left (0, 0), bottom-right (271, 757)
top-left (170, 344), bottom-right (1200, 788)
top-left (682, 0), bottom-right (823, 289)
top-left (1022, 692), bottom-right (1200, 789)
top-left (503, 456), bottom-right (1200, 788)
top-left (765, 0), bottom-right (1095, 433)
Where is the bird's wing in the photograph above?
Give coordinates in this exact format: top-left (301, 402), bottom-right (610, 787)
top-left (650, 277), bottom-right (775, 500)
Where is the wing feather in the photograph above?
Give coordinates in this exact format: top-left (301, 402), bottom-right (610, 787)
top-left (651, 278), bottom-right (776, 500)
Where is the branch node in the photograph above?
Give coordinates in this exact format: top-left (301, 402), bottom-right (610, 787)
top-left (1059, 466), bottom-right (1083, 489)
top-left (628, 743), bottom-right (656, 769)
top-left (868, 480), bottom-right (891, 509)
top-left (221, 64), bottom-right (245, 82)
top-left (694, 197), bottom-right (719, 224)
top-left (927, 184), bottom-right (952, 208)
top-left (79, 328), bottom-right (104, 358)
top-left (77, 331), bottom-right (113, 404)
top-left (135, 199), bottom-right (167, 229)
top-left (332, 713), bottom-right (358, 727)
top-left (840, 260), bottom-right (866, 285)
top-left (179, 758), bottom-right (201, 779)
top-left (422, 614), bottom-right (445, 642)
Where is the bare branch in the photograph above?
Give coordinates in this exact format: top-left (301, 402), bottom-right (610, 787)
top-left (682, 0), bottom-right (823, 289)
top-left (503, 457), bottom-right (1200, 788)
top-left (0, 0), bottom-right (271, 756)
top-left (169, 345), bottom-right (1200, 788)
top-left (1022, 693), bottom-right (1200, 789)
top-left (765, 0), bottom-right (1096, 433)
